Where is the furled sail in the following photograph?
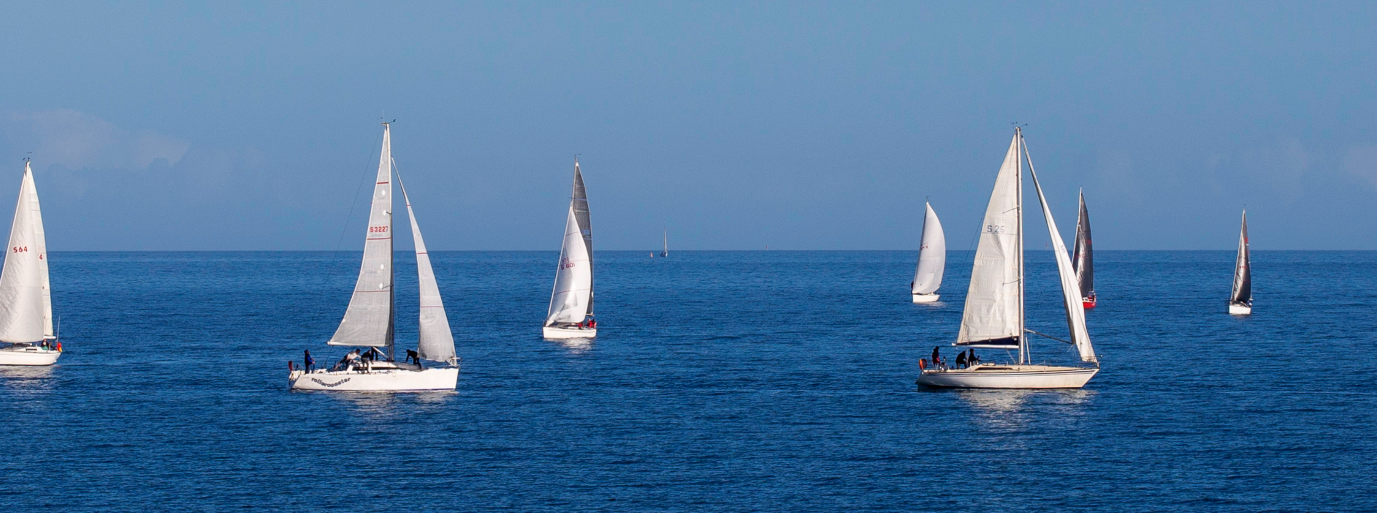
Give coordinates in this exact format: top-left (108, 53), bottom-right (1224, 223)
top-left (545, 161), bottom-right (594, 325)
top-left (911, 202), bottom-right (945, 295)
top-left (0, 164), bottom-right (46, 343)
top-left (330, 124), bottom-right (395, 347)
top-left (1072, 189), bottom-right (1093, 299)
top-left (956, 134), bottom-right (1022, 348)
top-left (395, 170), bottom-right (455, 362)
top-left (1026, 144), bottom-right (1096, 363)
top-left (1231, 211), bottom-right (1251, 304)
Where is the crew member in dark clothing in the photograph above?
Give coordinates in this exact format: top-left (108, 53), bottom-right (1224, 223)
top-left (931, 347), bottom-right (941, 367)
top-left (955, 351), bottom-right (967, 369)
top-left (304, 350), bottom-right (315, 372)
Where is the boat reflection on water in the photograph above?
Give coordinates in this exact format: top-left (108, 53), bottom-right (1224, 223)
top-left (331, 388), bottom-right (458, 419)
top-left (0, 365), bottom-right (57, 392)
top-left (551, 337), bottom-right (593, 353)
top-left (954, 389), bottom-right (1094, 430)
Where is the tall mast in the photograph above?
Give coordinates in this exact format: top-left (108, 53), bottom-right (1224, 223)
top-left (385, 121), bottom-right (396, 361)
top-left (1016, 128), bottom-right (1027, 365)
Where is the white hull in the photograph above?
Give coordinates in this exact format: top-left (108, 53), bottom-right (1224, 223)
top-left (543, 326), bottom-right (597, 339)
top-left (911, 293), bottom-right (940, 303)
top-left (1229, 303), bottom-right (1252, 315)
top-left (917, 364), bottom-right (1097, 389)
top-left (0, 346), bottom-right (60, 366)
top-left (289, 365), bottom-right (458, 391)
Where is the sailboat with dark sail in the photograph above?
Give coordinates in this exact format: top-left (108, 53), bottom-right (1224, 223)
top-left (543, 159), bottom-right (597, 339)
top-left (289, 122), bottom-right (460, 391)
top-left (1228, 210), bottom-right (1252, 315)
top-left (916, 128), bottom-right (1098, 389)
top-left (1072, 189), bottom-right (1095, 309)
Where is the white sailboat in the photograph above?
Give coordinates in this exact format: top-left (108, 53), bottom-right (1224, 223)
top-left (910, 202), bottom-right (945, 303)
top-left (917, 128), bottom-right (1099, 389)
top-left (661, 228), bottom-right (668, 258)
top-left (1228, 210), bottom-right (1252, 315)
top-left (0, 160), bottom-right (60, 366)
top-left (543, 159), bottom-right (597, 339)
top-left (289, 123), bottom-right (459, 391)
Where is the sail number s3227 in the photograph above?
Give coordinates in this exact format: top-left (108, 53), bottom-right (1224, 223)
top-left (369, 226), bottom-right (389, 233)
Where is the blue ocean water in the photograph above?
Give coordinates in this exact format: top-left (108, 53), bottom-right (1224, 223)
top-left (1, 250), bottom-right (1373, 511)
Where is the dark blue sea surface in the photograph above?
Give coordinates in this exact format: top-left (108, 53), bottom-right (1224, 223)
top-left (2, 250), bottom-right (1374, 511)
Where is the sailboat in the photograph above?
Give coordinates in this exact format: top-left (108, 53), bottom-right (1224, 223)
top-left (543, 159), bottom-right (596, 339)
top-left (917, 128), bottom-right (1099, 389)
top-left (1072, 189), bottom-right (1096, 309)
top-left (1228, 210), bottom-right (1251, 315)
top-left (289, 123), bottom-right (459, 391)
top-left (661, 228), bottom-right (668, 258)
top-left (0, 159), bottom-right (60, 366)
top-left (910, 202), bottom-right (945, 303)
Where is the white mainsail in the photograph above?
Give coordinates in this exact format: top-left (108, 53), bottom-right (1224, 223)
top-left (395, 169), bottom-right (456, 362)
top-left (911, 202), bottom-right (946, 295)
top-left (30, 162), bottom-right (52, 339)
top-left (545, 161), bottom-right (594, 326)
top-left (330, 124), bottom-right (395, 348)
top-left (1025, 146), bottom-right (1096, 363)
top-left (0, 163), bottom-right (46, 343)
top-left (956, 134), bottom-right (1023, 348)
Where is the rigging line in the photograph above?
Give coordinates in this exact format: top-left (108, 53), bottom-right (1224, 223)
top-left (1024, 328), bottom-right (1073, 345)
top-left (334, 130), bottom-right (385, 259)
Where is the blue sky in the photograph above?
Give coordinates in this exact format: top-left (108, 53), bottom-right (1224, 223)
top-left (1, 1), bottom-right (1374, 250)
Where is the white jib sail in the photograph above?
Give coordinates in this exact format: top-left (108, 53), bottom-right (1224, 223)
top-left (0, 164), bottom-right (46, 343)
top-left (546, 204), bottom-right (593, 325)
top-left (396, 170), bottom-right (455, 362)
top-left (911, 202), bottom-right (945, 295)
top-left (1025, 143), bottom-right (1096, 363)
top-left (330, 124), bottom-right (394, 347)
top-left (956, 134), bottom-right (1023, 347)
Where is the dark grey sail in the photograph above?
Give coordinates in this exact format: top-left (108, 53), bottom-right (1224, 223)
top-left (1231, 211), bottom-right (1251, 304)
top-left (1072, 189), bottom-right (1094, 298)
top-left (572, 162), bottom-right (594, 316)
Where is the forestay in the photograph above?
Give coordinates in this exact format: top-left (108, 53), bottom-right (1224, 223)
top-left (1026, 145), bottom-right (1096, 363)
top-left (911, 202), bottom-right (945, 295)
top-left (394, 170), bottom-right (456, 362)
top-left (1072, 189), bottom-right (1094, 298)
top-left (0, 164), bottom-right (47, 343)
top-left (546, 162), bottom-right (594, 325)
top-left (330, 124), bottom-right (395, 347)
top-left (956, 134), bottom-right (1022, 348)
top-left (1231, 211), bottom-right (1251, 304)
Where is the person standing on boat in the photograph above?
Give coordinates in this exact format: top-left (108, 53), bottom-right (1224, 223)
top-left (304, 350), bottom-right (315, 372)
top-left (931, 347), bottom-right (941, 370)
top-left (955, 351), bottom-right (967, 369)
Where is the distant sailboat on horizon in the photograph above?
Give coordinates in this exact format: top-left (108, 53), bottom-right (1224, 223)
top-left (1072, 189), bottom-right (1096, 309)
top-left (910, 202), bottom-right (945, 303)
top-left (0, 159), bottom-right (61, 366)
top-left (916, 128), bottom-right (1099, 389)
top-left (288, 122), bottom-right (460, 391)
top-left (1229, 210), bottom-right (1252, 315)
top-left (543, 159), bottom-right (597, 339)
top-left (661, 228), bottom-right (668, 258)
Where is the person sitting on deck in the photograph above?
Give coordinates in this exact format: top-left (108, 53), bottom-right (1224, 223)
top-left (955, 351), bottom-right (967, 369)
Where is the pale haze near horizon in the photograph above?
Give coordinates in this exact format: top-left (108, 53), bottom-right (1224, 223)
top-left (1, 1), bottom-right (1375, 251)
